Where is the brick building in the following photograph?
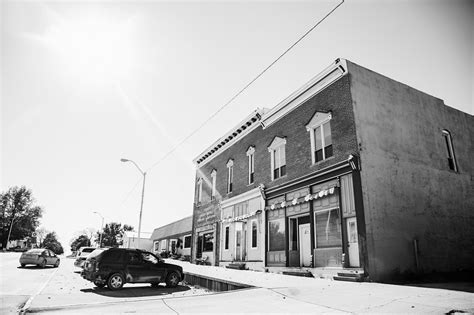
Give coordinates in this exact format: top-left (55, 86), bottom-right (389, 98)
top-left (191, 59), bottom-right (473, 281)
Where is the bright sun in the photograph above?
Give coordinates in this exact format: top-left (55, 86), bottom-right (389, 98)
top-left (40, 12), bottom-right (136, 83)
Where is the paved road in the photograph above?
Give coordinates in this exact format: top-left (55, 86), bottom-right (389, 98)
top-left (0, 252), bottom-right (60, 314)
top-left (1, 252), bottom-right (210, 314)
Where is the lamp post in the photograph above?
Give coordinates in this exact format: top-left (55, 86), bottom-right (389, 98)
top-left (120, 158), bottom-right (146, 249)
top-left (93, 211), bottom-right (104, 248)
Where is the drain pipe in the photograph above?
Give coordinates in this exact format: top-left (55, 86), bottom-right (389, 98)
top-left (413, 238), bottom-right (420, 273)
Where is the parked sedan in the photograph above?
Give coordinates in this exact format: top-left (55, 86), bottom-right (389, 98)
top-left (19, 248), bottom-right (60, 268)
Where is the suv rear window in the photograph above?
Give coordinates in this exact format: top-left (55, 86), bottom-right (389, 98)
top-left (87, 248), bottom-right (107, 259)
top-left (102, 250), bottom-right (123, 262)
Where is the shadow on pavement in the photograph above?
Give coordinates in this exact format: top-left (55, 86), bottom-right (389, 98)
top-left (404, 282), bottom-right (474, 293)
top-left (80, 284), bottom-right (191, 298)
top-left (17, 266), bottom-right (56, 270)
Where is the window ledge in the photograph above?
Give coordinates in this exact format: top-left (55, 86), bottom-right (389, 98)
top-left (311, 156), bottom-right (335, 167)
top-left (271, 174), bottom-right (288, 182)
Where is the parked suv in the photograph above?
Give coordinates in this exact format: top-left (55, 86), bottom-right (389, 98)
top-left (81, 248), bottom-right (184, 290)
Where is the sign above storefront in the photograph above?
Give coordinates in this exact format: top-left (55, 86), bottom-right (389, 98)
top-left (221, 210), bottom-right (262, 223)
top-left (266, 186), bottom-right (337, 211)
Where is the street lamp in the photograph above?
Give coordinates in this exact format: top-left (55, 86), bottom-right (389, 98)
top-left (120, 158), bottom-right (146, 249)
top-left (93, 211), bottom-right (104, 247)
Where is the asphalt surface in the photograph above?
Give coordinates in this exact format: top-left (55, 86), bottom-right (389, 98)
top-left (0, 252), bottom-right (209, 314)
top-left (2, 252), bottom-right (473, 314)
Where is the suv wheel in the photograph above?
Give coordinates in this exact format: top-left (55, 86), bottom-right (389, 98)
top-left (107, 273), bottom-right (124, 290)
top-left (165, 272), bottom-right (180, 288)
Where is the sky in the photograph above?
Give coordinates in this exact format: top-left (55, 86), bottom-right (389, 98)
top-left (1, 0), bottom-right (473, 251)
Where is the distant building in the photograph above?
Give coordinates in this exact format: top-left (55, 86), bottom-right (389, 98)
top-left (151, 216), bottom-right (192, 258)
top-left (121, 231), bottom-right (153, 251)
top-left (191, 59), bottom-right (473, 281)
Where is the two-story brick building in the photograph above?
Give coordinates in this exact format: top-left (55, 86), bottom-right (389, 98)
top-left (191, 59), bottom-right (473, 281)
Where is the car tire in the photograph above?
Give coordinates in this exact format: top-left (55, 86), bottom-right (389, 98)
top-left (107, 273), bottom-right (124, 290)
top-left (20, 264), bottom-right (25, 268)
top-left (39, 259), bottom-right (47, 268)
top-left (165, 272), bottom-right (180, 288)
top-left (54, 260), bottom-right (60, 268)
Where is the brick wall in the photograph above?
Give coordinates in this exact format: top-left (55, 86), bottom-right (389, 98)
top-left (193, 74), bottom-right (357, 206)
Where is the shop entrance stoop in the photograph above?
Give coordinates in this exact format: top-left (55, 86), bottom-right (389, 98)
top-left (226, 262), bottom-right (247, 270)
top-left (333, 269), bottom-right (366, 282)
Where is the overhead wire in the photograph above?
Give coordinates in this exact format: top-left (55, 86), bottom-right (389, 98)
top-left (144, 0), bottom-right (345, 174)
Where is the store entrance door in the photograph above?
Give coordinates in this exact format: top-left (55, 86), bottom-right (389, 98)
top-left (299, 223), bottom-right (311, 267)
top-left (346, 217), bottom-right (360, 267)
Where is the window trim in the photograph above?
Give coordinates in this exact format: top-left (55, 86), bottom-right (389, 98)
top-left (197, 178), bottom-right (203, 203)
top-left (314, 207), bottom-right (342, 249)
top-left (267, 217), bottom-right (286, 252)
top-left (251, 220), bottom-right (258, 249)
top-left (226, 159), bottom-right (234, 193)
top-left (183, 235), bottom-right (192, 249)
top-left (442, 129), bottom-right (458, 172)
top-left (211, 169), bottom-right (217, 200)
top-left (306, 112), bottom-right (332, 164)
top-left (246, 146), bottom-right (255, 185)
top-left (268, 137), bottom-right (287, 181)
top-left (224, 225), bottom-right (230, 251)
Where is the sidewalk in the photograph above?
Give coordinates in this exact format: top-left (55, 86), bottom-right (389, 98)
top-left (170, 259), bottom-right (474, 314)
top-left (26, 258), bottom-right (474, 314)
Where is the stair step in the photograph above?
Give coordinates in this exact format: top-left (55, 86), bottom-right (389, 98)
top-left (337, 272), bottom-right (363, 278)
top-left (226, 263), bottom-right (246, 270)
top-left (282, 271), bottom-right (314, 278)
top-left (333, 275), bottom-right (363, 282)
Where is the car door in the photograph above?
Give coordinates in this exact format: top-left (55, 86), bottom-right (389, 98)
top-left (141, 252), bottom-right (165, 283)
top-left (47, 250), bottom-right (55, 265)
top-left (125, 251), bottom-right (148, 282)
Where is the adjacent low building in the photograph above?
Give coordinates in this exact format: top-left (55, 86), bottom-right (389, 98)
top-left (191, 58), bottom-right (473, 281)
top-left (121, 231), bottom-right (153, 251)
top-left (151, 216), bottom-right (193, 258)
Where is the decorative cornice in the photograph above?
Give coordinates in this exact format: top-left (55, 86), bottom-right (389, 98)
top-left (261, 58), bottom-right (347, 129)
top-left (193, 108), bottom-right (269, 167)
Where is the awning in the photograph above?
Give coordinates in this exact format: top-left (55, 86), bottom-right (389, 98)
top-left (265, 186), bottom-right (337, 211)
top-left (221, 210), bottom-right (262, 223)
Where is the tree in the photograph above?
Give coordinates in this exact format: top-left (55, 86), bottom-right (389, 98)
top-left (70, 234), bottom-right (91, 252)
top-left (42, 232), bottom-right (64, 254)
top-left (35, 227), bottom-right (49, 248)
top-left (0, 186), bottom-right (43, 248)
top-left (96, 222), bottom-right (134, 247)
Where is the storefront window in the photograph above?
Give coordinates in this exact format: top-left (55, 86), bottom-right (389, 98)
top-left (203, 232), bottom-right (214, 252)
top-left (315, 208), bottom-right (342, 248)
top-left (184, 235), bottom-right (191, 248)
top-left (268, 219), bottom-right (285, 251)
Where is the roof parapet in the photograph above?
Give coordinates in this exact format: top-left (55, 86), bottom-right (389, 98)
top-left (261, 58), bottom-right (347, 128)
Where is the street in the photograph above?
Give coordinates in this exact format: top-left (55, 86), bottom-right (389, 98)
top-left (0, 252), bottom-right (209, 314)
top-left (1, 252), bottom-right (473, 314)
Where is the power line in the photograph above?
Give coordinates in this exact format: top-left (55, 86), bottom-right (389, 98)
top-left (146, 0), bottom-right (344, 173)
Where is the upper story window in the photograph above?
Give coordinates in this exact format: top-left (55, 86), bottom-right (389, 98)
top-left (196, 178), bottom-right (203, 203)
top-left (306, 111), bottom-right (333, 164)
top-left (246, 146), bottom-right (255, 185)
top-left (226, 159), bottom-right (234, 193)
top-left (268, 137), bottom-right (287, 180)
top-left (442, 129), bottom-right (458, 172)
top-left (211, 169), bottom-right (217, 200)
